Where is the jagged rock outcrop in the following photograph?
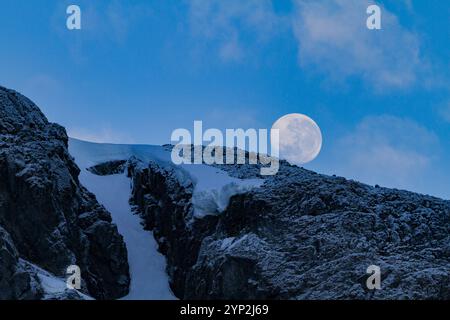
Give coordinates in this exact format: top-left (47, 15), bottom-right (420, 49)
top-left (0, 86), bottom-right (130, 299)
top-left (127, 153), bottom-right (450, 300)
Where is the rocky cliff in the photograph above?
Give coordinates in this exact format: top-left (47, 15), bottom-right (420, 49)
top-left (0, 86), bottom-right (129, 299)
top-left (126, 154), bottom-right (450, 299)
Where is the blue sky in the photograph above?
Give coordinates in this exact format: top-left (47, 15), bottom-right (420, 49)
top-left (0, 0), bottom-right (449, 199)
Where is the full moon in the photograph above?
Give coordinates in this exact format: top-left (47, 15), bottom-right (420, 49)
top-left (271, 113), bottom-right (322, 165)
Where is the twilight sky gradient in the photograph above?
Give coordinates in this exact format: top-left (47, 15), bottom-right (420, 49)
top-left (0, 0), bottom-right (449, 199)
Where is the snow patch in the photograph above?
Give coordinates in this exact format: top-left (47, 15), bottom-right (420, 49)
top-left (22, 260), bottom-right (92, 300)
top-left (192, 179), bottom-right (263, 218)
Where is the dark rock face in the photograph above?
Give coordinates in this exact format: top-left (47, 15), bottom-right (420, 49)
top-left (0, 86), bottom-right (130, 299)
top-left (0, 226), bottom-right (41, 299)
top-left (128, 155), bottom-right (450, 300)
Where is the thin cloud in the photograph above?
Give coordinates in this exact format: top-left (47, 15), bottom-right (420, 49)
top-left (332, 115), bottom-right (440, 189)
top-left (292, 0), bottom-right (426, 90)
top-left (186, 0), bottom-right (434, 90)
top-left (186, 0), bottom-right (287, 62)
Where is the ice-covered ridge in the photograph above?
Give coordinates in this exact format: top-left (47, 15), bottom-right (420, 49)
top-left (69, 138), bottom-right (263, 218)
top-left (69, 138), bottom-right (171, 170)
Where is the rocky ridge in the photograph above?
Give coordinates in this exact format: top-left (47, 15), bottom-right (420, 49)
top-left (0, 86), bottom-right (130, 299)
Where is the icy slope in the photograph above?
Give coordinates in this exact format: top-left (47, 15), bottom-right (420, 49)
top-left (80, 172), bottom-right (175, 300)
top-left (69, 139), bottom-right (175, 300)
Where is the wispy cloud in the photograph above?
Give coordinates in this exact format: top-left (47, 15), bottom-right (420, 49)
top-left (292, 0), bottom-right (425, 90)
top-left (332, 115), bottom-right (440, 189)
top-left (186, 0), bottom-right (434, 90)
top-left (186, 0), bottom-right (286, 62)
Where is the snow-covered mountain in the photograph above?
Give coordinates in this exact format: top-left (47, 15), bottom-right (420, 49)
top-left (1, 86), bottom-right (450, 300)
